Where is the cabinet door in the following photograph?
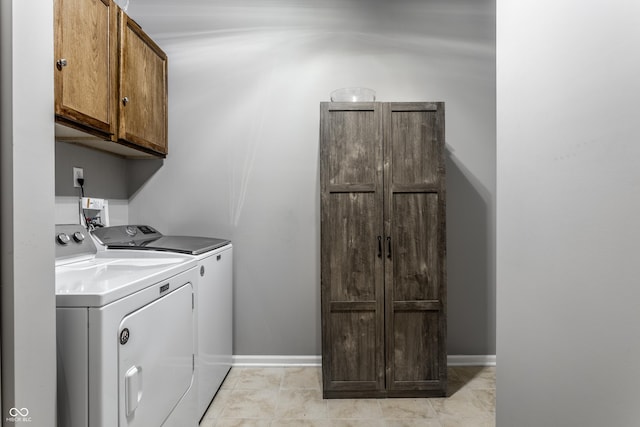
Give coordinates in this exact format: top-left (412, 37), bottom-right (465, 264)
top-left (118, 11), bottom-right (168, 156)
top-left (320, 103), bottom-right (385, 397)
top-left (54, 0), bottom-right (117, 137)
top-left (384, 102), bottom-right (447, 396)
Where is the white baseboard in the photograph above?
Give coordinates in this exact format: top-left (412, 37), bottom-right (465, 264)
top-left (233, 355), bottom-right (321, 367)
top-left (232, 354), bottom-right (496, 367)
top-left (447, 355), bottom-right (496, 366)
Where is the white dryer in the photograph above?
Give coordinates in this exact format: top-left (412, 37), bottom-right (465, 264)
top-left (92, 225), bottom-right (233, 421)
top-left (55, 224), bottom-right (199, 427)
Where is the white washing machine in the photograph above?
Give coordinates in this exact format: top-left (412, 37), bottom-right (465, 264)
top-left (55, 224), bottom-right (199, 427)
top-left (92, 225), bottom-right (233, 421)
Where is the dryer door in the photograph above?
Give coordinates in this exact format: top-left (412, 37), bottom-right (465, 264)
top-left (118, 282), bottom-right (194, 427)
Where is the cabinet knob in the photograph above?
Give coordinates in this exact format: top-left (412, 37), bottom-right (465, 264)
top-left (56, 58), bottom-right (67, 70)
top-left (122, 96), bottom-right (129, 106)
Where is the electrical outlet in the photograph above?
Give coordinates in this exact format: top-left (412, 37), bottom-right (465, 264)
top-left (73, 167), bottom-right (84, 188)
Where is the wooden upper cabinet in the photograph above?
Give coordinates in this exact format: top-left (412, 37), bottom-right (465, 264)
top-left (54, 0), bottom-right (117, 138)
top-left (54, 0), bottom-right (168, 158)
top-left (118, 11), bottom-right (168, 156)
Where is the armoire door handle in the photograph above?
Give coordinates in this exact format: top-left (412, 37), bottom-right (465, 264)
top-left (386, 236), bottom-right (392, 259)
top-left (377, 236), bottom-right (382, 258)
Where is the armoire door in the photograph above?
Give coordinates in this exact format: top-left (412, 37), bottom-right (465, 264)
top-left (384, 102), bottom-right (447, 396)
top-left (320, 102), bottom-right (385, 398)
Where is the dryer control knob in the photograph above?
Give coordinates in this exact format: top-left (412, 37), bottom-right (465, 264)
top-left (120, 328), bottom-right (130, 345)
top-left (200, 266), bottom-right (205, 276)
top-left (73, 231), bottom-right (85, 242)
top-left (56, 233), bottom-right (71, 245)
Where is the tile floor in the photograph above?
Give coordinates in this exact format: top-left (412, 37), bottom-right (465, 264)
top-left (199, 365), bottom-right (495, 427)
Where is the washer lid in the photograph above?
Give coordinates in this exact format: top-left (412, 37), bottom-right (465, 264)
top-left (115, 236), bottom-right (231, 255)
top-left (55, 251), bottom-right (196, 307)
top-left (92, 225), bottom-right (230, 255)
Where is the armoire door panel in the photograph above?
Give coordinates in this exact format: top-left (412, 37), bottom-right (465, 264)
top-left (391, 311), bottom-right (440, 383)
top-left (389, 110), bottom-right (440, 186)
top-left (328, 311), bottom-right (381, 384)
top-left (325, 192), bottom-right (380, 301)
top-left (323, 107), bottom-right (380, 187)
top-left (391, 193), bottom-right (440, 301)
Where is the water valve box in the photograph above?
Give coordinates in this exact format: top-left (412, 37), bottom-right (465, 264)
top-left (82, 197), bottom-right (105, 210)
top-left (79, 197), bottom-right (109, 228)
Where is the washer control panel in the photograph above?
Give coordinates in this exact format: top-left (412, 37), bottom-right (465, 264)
top-left (55, 224), bottom-right (97, 260)
top-left (92, 225), bottom-right (162, 246)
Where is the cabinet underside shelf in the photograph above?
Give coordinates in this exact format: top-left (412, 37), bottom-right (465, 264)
top-left (55, 122), bottom-right (166, 159)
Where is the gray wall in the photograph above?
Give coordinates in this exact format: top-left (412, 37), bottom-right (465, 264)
top-left (55, 142), bottom-right (131, 199)
top-left (1, 0), bottom-right (56, 424)
top-left (127, 0), bottom-right (496, 356)
top-left (497, 0), bottom-right (640, 425)
top-left (54, 142), bottom-right (164, 201)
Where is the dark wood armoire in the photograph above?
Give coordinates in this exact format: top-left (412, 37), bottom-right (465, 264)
top-left (320, 102), bottom-right (446, 398)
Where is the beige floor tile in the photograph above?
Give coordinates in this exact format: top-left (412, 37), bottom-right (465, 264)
top-left (214, 419), bottom-right (271, 427)
top-left (282, 366), bottom-right (322, 390)
top-left (378, 399), bottom-right (438, 419)
top-left (276, 389), bottom-right (327, 419)
top-left (330, 420), bottom-right (385, 427)
top-left (430, 390), bottom-right (490, 420)
top-left (219, 389), bottom-right (279, 419)
top-left (272, 420), bottom-right (332, 427)
top-left (200, 366), bottom-right (496, 427)
top-left (465, 373), bottom-right (495, 391)
top-left (447, 367), bottom-right (495, 397)
top-left (451, 367), bottom-right (495, 390)
top-left (198, 416), bottom-right (216, 427)
top-left (471, 389), bottom-right (495, 413)
top-left (220, 367), bottom-right (243, 390)
top-left (234, 367), bottom-right (284, 390)
top-left (326, 399), bottom-right (383, 419)
top-left (201, 389), bottom-right (232, 420)
top-left (384, 420), bottom-right (443, 427)
top-left (439, 415), bottom-right (495, 427)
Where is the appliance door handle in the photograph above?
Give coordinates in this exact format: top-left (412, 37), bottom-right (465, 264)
top-left (125, 366), bottom-right (143, 416)
top-left (377, 236), bottom-right (382, 258)
top-left (387, 236), bottom-right (392, 259)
